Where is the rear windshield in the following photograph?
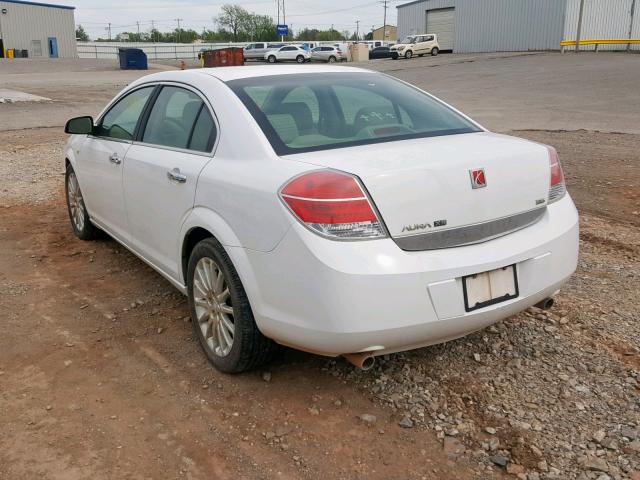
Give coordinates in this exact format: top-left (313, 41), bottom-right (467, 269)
top-left (227, 73), bottom-right (480, 155)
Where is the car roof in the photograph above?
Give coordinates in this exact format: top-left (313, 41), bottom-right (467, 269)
top-left (128, 65), bottom-right (373, 87)
top-left (202, 65), bottom-right (370, 81)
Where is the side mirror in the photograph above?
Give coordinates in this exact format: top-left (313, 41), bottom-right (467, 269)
top-left (65, 116), bottom-right (94, 135)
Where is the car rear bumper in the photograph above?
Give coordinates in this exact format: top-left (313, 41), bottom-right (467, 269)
top-left (242, 195), bottom-right (579, 356)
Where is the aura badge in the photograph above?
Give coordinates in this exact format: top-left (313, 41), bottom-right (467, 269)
top-left (469, 168), bottom-right (487, 189)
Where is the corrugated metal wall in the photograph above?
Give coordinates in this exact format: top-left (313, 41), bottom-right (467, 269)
top-left (0, 1), bottom-right (77, 58)
top-left (564, 0), bottom-right (639, 51)
top-left (397, 0), bottom-right (567, 53)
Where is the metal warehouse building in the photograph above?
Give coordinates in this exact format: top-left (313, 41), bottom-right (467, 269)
top-left (0, 0), bottom-right (77, 58)
top-left (397, 0), bottom-right (639, 52)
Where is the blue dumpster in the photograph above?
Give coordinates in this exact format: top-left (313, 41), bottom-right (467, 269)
top-left (118, 48), bottom-right (148, 70)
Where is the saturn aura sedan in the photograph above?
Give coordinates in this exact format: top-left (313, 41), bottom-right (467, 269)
top-left (63, 65), bottom-right (579, 373)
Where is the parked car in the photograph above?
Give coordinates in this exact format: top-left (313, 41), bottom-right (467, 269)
top-left (244, 42), bottom-right (284, 61)
top-left (311, 46), bottom-right (344, 63)
top-left (264, 45), bottom-right (310, 63)
top-left (63, 65), bottom-right (578, 373)
top-left (390, 34), bottom-right (439, 59)
top-left (369, 46), bottom-right (391, 59)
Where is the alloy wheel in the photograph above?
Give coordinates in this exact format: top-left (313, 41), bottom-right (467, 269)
top-left (67, 171), bottom-right (85, 232)
top-left (193, 257), bottom-right (235, 357)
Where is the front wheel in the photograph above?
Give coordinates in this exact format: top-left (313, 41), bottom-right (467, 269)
top-left (187, 238), bottom-right (277, 373)
top-left (296, 55), bottom-right (305, 63)
top-left (404, 50), bottom-right (413, 59)
top-left (65, 164), bottom-right (100, 240)
top-left (431, 47), bottom-right (439, 56)
top-left (267, 55), bottom-right (276, 63)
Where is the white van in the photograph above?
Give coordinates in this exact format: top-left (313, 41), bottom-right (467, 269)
top-left (390, 34), bottom-right (439, 59)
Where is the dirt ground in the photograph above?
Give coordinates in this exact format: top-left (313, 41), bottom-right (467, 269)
top-left (1, 55), bottom-right (639, 479)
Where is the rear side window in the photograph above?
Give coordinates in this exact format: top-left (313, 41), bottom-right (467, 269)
top-left (142, 86), bottom-right (215, 152)
top-left (97, 86), bottom-right (154, 140)
top-left (189, 108), bottom-right (217, 152)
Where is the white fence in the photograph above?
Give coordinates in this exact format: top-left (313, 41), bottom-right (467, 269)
top-left (77, 42), bottom-right (250, 60)
top-left (77, 40), bottom-right (393, 60)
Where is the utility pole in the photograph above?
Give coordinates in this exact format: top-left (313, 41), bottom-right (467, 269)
top-left (355, 20), bottom-right (360, 41)
top-left (136, 21), bottom-right (140, 37)
top-left (381, 0), bottom-right (388, 42)
top-left (276, 0), bottom-right (286, 41)
top-left (575, 0), bottom-right (585, 52)
top-left (629, 0), bottom-right (637, 52)
top-left (331, 24), bottom-right (334, 41)
top-left (151, 20), bottom-right (155, 42)
top-left (175, 18), bottom-right (183, 43)
top-left (106, 22), bottom-right (111, 41)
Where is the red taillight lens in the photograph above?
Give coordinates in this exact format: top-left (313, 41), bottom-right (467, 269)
top-left (547, 146), bottom-right (566, 204)
top-left (280, 170), bottom-right (386, 239)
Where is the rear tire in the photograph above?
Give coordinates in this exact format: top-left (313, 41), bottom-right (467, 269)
top-left (268, 55), bottom-right (276, 63)
top-left (404, 50), bottom-right (413, 59)
top-left (296, 55), bottom-right (305, 63)
top-left (431, 47), bottom-right (439, 56)
top-left (328, 56), bottom-right (336, 63)
top-left (187, 237), bottom-right (277, 373)
top-left (65, 164), bottom-right (100, 241)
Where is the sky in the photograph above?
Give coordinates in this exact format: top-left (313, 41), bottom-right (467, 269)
top-left (44, 0), bottom-right (400, 39)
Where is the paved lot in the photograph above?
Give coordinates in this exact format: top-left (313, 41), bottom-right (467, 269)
top-left (1, 54), bottom-right (639, 480)
top-left (2, 52), bottom-right (639, 134)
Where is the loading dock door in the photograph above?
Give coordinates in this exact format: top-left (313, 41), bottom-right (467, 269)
top-left (426, 7), bottom-right (455, 51)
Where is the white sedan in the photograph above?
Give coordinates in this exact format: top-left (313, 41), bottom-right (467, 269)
top-left (63, 65), bottom-right (579, 373)
top-left (264, 45), bottom-right (310, 63)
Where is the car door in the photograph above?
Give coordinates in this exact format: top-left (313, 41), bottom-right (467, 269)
top-left (77, 86), bottom-right (155, 242)
top-left (281, 46), bottom-right (297, 61)
top-left (424, 35), bottom-right (435, 52)
top-left (413, 35), bottom-right (426, 54)
top-left (122, 84), bottom-right (217, 280)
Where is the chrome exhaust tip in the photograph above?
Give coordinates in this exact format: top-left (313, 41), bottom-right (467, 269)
top-left (535, 297), bottom-right (555, 310)
top-left (343, 352), bottom-right (376, 371)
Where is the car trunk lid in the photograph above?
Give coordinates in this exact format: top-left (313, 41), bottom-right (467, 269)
top-left (283, 132), bottom-right (550, 249)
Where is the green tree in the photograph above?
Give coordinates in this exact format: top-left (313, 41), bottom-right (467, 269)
top-left (215, 4), bottom-right (250, 41)
top-left (76, 24), bottom-right (89, 41)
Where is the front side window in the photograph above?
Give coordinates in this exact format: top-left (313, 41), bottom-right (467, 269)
top-left (97, 86), bottom-right (154, 140)
top-left (401, 36), bottom-right (416, 44)
top-left (142, 86), bottom-right (214, 152)
top-left (228, 73), bottom-right (480, 155)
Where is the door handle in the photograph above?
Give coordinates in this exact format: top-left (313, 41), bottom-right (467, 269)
top-left (109, 153), bottom-right (121, 165)
top-left (167, 168), bottom-right (187, 183)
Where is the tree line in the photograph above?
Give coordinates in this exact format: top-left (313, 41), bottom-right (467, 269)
top-left (77, 4), bottom-right (362, 43)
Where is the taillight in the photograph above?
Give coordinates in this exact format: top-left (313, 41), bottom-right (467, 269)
top-left (279, 170), bottom-right (386, 239)
top-left (547, 146), bottom-right (566, 204)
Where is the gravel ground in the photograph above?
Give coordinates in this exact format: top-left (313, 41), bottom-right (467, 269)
top-left (0, 128), bottom-right (64, 206)
top-left (326, 212), bottom-right (639, 479)
top-left (2, 126), bottom-right (638, 479)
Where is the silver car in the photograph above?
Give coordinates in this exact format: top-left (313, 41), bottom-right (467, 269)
top-left (244, 42), bottom-right (284, 61)
top-left (311, 46), bottom-right (343, 63)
